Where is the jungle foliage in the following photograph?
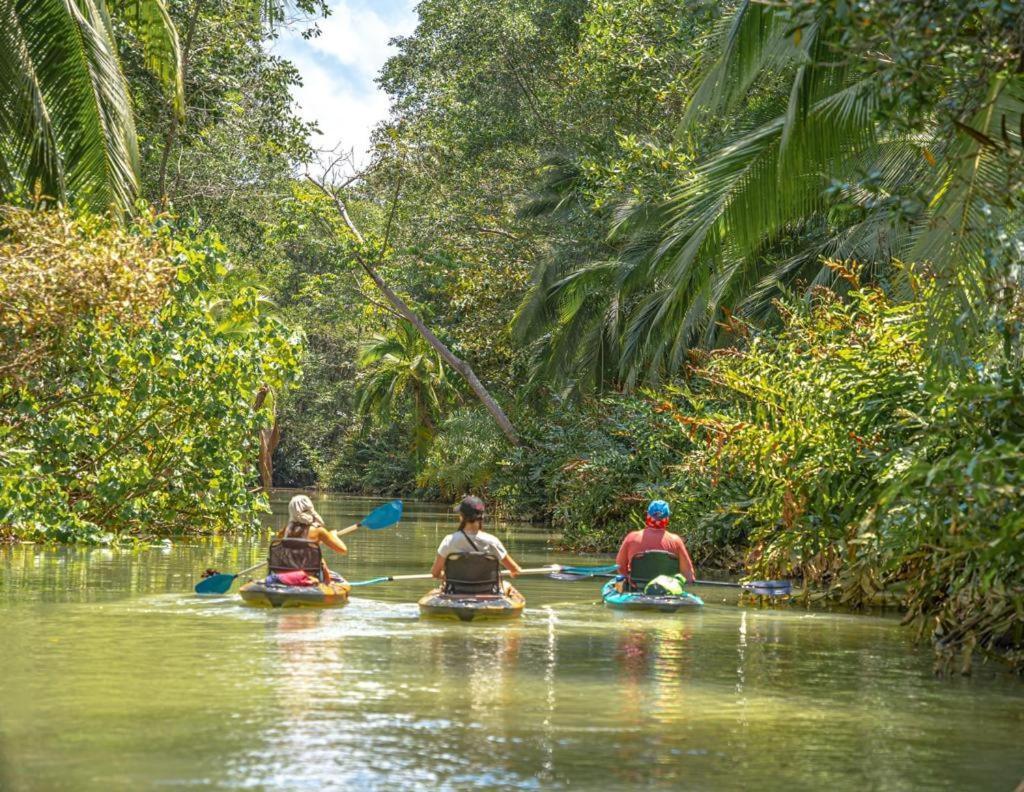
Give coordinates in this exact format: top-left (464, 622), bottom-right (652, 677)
top-left (345, 0), bottom-right (1024, 672)
top-left (2, 0), bottom-right (1022, 671)
top-left (0, 207), bottom-right (302, 542)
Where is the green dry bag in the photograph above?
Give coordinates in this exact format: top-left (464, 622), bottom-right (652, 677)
top-left (644, 574), bottom-right (686, 596)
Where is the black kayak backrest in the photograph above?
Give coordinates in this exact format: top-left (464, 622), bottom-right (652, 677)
top-left (268, 538), bottom-right (323, 580)
top-left (443, 552), bottom-right (501, 595)
top-left (629, 550), bottom-right (679, 587)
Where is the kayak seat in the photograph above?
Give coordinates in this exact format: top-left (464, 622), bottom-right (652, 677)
top-left (443, 552), bottom-right (501, 595)
top-left (627, 551), bottom-right (679, 590)
top-left (268, 538), bottom-right (324, 582)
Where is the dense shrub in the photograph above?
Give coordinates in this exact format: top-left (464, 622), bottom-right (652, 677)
top-left (680, 285), bottom-right (930, 583)
top-left (318, 423), bottom-right (419, 496)
top-left (467, 396), bottom-right (690, 546)
top-left (673, 278), bottom-right (1023, 673)
top-left (871, 368), bottom-right (1024, 673)
top-left (418, 408), bottom-right (505, 499)
top-left (0, 208), bottom-right (303, 542)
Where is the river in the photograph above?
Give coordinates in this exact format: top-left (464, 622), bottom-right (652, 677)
top-left (1, 494), bottom-right (1021, 790)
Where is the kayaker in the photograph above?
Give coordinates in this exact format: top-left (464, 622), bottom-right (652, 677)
top-left (276, 494), bottom-right (348, 582)
top-left (615, 500), bottom-right (695, 584)
top-left (430, 495), bottom-right (523, 580)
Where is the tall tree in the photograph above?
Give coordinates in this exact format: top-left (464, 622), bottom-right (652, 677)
top-left (0, 0), bottom-right (182, 213)
top-left (307, 166), bottom-right (521, 445)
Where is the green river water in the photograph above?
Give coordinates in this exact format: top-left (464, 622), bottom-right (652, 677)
top-left (1, 494), bottom-right (1022, 791)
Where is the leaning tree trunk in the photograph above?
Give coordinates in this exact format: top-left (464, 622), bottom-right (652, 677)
top-left (360, 263), bottom-right (519, 445)
top-left (308, 174), bottom-right (520, 445)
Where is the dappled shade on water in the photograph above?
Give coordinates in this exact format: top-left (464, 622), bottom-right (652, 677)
top-left (0, 496), bottom-right (1021, 790)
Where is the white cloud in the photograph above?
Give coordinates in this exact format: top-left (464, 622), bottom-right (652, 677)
top-left (306, 3), bottom-right (414, 77)
top-left (288, 54), bottom-right (391, 159)
top-left (274, 0), bottom-right (417, 165)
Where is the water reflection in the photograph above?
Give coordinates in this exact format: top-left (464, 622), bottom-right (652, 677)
top-left (1, 495), bottom-right (1022, 791)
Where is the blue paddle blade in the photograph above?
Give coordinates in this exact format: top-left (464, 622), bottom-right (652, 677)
top-left (361, 499), bottom-right (403, 530)
top-left (348, 576), bottom-right (391, 587)
top-left (195, 573), bottom-right (236, 595)
top-left (742, 581), bottom-right (792, 596)
top-left (558, 564), bottom-right (618, 577)
top-left (549, 571), bottom-right (612, 581)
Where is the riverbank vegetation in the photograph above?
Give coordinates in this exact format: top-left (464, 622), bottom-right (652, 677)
top-left (0, 207), bottom-right (302, 542)
top-left (1, 0), bottom-right (1022, 672)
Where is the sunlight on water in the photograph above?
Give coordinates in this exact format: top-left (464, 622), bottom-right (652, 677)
top-left (1, 494), bottom-right (1021, 790)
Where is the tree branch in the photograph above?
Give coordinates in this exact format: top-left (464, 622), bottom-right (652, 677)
top-left (305, 171), bottom-right (521, 445)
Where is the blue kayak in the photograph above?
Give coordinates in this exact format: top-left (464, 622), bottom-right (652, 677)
top-left (602, 578), bottom-right (704, 612)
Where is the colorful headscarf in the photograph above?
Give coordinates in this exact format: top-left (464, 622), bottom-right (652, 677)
top-left (645, 515), bottom-right (670, 530)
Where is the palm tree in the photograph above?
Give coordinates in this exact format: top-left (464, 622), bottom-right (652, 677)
top-left (517, 0), bottom-right (1024, 389)
top-left (0, 0), bottom-right (183, 214)
top-left (356, 320), bottom-right (459, 460)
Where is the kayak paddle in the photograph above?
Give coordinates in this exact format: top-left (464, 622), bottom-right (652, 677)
top-left (699, 579), bottom-right (792, 596)
top-left (548, 563), bottom-right (792, 596)
top-left (549, 563), bottom-right (617, 580)
top-left (195, 560), bottom-right (268, 595)
top-left (335, 499), bottom-right (404, 536)
top-left (349, 565), bottom-right (561, 587)
top-left (194, 499), bottom-right (404, 595)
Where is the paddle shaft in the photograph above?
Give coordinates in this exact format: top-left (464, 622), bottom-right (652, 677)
top-left (361, 565), bottom-right (560, 584)
top-left (335, 521), bottom-right (362, 538)
top-left (550, 568), bottom-right (789, 591)
top-left (553, 564), bottom-right (786, 587)
top-left (235, 560), bottom-right (266, 578)
top-left (297, 513), bottom-right (385, 546)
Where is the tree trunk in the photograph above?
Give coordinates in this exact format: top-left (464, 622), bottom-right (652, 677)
top-left (258, 421), bottom-right (280, 492)
top-left (360, 262), bottom-right (520, 445)
top-left (307, 174), bottom-right (520, 445)
top-left (157, 0), bottom-right (203, 202)
top-left (253, 386), bottom-right (279, 492)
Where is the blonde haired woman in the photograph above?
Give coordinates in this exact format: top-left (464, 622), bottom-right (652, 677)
top-left (278, 494), bottom-right (348, 581)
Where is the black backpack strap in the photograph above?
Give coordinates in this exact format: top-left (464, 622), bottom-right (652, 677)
top-left (459, 528), bottom-right (480, 552)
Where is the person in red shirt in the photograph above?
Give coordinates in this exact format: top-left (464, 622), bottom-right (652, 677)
top-left (615, 500), bottom-right (696, 583)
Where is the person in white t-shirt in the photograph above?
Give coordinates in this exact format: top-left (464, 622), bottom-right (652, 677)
top-left (430, 495), bottom-right (523, 580)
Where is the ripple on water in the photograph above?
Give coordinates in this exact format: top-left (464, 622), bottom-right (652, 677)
top-left (1, 497), bottom-right (1023, 792)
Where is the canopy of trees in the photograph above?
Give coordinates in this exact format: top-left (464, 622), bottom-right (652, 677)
top-left (1, 0), bottom-right (1021, 672)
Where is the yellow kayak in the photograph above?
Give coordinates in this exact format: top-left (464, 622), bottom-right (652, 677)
top-left (418, 585), bottom-right (525, 621)
top-left (239, 579), bottom-right (351, 608)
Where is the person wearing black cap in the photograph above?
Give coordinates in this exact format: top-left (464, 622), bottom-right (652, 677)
top-left (429, 495), bottom-right (523, 580)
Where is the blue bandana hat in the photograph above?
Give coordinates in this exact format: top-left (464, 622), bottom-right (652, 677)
top-left (647, 500), bottom-right (671, 520)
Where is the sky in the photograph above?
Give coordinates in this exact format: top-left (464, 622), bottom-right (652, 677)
top-left (272, 0), bottom-right (418, 166)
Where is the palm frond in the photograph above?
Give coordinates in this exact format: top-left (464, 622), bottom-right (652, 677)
top-left (681, 0), bottom-right (795, 130)
top-left (0, 1), bottom-right (66, 199)
top-left (910, 76), bottom-right (1024, 276)
top-left (113, 0), bottom-right (184, 118)
top-left (0, 0), bottom-right (182, 213)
